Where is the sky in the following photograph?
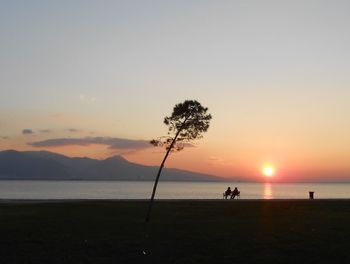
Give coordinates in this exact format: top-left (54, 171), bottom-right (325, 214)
top-left (1, 0), bottom-right (350, 182)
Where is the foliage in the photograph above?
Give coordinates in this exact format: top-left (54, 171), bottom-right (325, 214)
top-left (150, 100), bottom-right (212, 151)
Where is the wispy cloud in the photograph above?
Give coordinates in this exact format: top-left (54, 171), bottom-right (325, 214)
top-left (68, 128), bottom-right (79, 132)
top-left (22, 129), bottom-right (34, 135)
top-left (79, 94), bottom-right (96, 104)
top-left (209, 156), bottom-right (222, 161)
top-left (38, 129), bottom-right (51, 133)
top-left (23, 129), bottom-right (51, 135)
top-left (1, 136), bottom-right (9, 140)
top-left (28, 136), bottom-right (151, 150)
top-left (207, 156), bottom-right (232, 166)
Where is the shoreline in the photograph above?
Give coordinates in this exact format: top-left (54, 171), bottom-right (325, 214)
top-left (1, 198), bottom-right (350, 204)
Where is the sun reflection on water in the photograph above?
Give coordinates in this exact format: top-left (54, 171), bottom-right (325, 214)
top-left (264, 183), bottom-right (273, 199)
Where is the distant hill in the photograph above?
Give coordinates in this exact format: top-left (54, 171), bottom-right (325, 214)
top-left (0, 150), bottom-right (225, 181)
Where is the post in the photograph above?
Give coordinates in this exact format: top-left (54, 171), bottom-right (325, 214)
top-left (309, 191), bottom-right (314, 199)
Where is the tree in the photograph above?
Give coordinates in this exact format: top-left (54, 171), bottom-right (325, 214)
top-left (145, 100), bottom-right (212, 222)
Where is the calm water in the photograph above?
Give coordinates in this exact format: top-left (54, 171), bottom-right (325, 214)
top-left (0, 180), bottom-right (349, 199)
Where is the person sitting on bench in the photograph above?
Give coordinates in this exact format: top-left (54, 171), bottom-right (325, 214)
top-left (231, 187), bottom-right (240, 199)
top-left (223, 187), bottom-right (232, 199)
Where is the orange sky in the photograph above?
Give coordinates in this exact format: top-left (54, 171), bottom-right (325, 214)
top-left (1, 125), bottom-right (350, 182)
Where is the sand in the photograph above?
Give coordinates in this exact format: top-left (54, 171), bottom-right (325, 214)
top-left (0, 199), bottom-right (349, 263)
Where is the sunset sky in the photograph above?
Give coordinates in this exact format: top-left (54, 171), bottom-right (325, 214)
top-left (1, 1), bottom-right (350, 182)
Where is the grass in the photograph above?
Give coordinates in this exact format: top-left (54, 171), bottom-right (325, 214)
top-left (0, 200), bottom-right (350, 263)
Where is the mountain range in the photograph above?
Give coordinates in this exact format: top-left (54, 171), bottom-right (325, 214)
top-left (0, 150), bottom-right (224, 181)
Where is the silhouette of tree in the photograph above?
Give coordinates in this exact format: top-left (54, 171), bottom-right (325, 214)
top-left (145, 100), bottom-right (212, 222)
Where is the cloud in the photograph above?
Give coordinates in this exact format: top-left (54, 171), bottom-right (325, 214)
top-left (209, 156), bottom-right (222, 161)
top-left (39, 129), bottom-right (51, 133)
top-left (22, 129), bottom-right (51, 135)
top-left (207, 156), bottom-right (231, 166)
top-left (68, 128), bottom-right (79, 132)
top-left (1, 136), bottom-right (8, 140)
top-left (79, 94), bottom-right (96, 104)
top-left (182, 143), bottom-right (195, 148)
top-left (28, 136), bottom-right (151, 150)
top-left (22, 129), bottom-right (34, 135)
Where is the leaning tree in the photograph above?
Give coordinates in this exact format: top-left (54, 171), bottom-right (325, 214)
top-left (145, 100), bottom-right (212, 222)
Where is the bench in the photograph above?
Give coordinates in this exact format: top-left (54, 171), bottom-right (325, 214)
top-left (231, 191), bottom-right (240, 199)
top-left (223, 191), bottom-right (240, 199)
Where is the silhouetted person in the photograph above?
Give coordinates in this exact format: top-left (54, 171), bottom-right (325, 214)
top-left (231, 187), bottom-right (240, 199)
top-left (224, 187), bottom-right (232, 199)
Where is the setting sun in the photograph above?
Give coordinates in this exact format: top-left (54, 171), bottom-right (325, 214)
top-left (262, 165), bottom-right (275, 177)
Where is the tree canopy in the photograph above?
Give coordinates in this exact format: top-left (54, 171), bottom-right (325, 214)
top-left (150, 100), bottom-right (212, 151)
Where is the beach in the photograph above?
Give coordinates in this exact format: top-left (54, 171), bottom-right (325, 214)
top-left (1, 199), bottom-right (349, 263)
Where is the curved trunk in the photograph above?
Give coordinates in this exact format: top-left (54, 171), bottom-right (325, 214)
top-left (145, 118), bottom-right (189, 222)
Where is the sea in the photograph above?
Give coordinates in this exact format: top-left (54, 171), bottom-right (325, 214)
top-left (0, 180), bottom-right (349, 200)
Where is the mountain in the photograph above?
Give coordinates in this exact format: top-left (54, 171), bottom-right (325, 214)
top-left (0, 150), bottom-right (224, 181)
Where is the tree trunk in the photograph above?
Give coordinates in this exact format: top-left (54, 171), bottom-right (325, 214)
top-left (145, 119), bottom-right (188, 222)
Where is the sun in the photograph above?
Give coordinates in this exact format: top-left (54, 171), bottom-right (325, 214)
top-left (262, 165), bottom-right (275, 177)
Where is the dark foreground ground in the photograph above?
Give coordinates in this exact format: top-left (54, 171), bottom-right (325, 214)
top-left (0, 200), bottom-right (350, 263)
